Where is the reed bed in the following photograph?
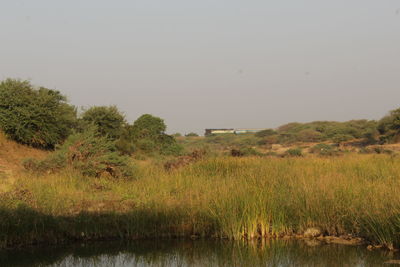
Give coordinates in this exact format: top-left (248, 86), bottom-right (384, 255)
top-left (1, 154), bottom-right (400, 249)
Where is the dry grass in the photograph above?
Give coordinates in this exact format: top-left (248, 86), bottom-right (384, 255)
top-left (1, 154), bottom-right (400, 249)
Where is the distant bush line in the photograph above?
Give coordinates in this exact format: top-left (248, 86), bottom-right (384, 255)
top-left (0, 78), bottom-right (399, 178)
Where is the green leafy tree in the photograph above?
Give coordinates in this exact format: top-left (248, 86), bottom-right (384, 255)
top-left (378, 108), bottom-right (400, 143)
top-left (131, 114), bottom-right (182, 155)
top-left (80, 106), bottom-right (126, 140)
top-left (387, 108), bottom-right (400, 132)
top-left (131, 114), bottom-right (166, 140)
top-left (0, 79), bottom-right (77, 148)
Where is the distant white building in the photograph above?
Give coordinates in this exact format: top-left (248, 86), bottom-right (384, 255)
top-left (204, 128), bottom-right (266, 136)
top-left (204, 129), bottom-right (235, 136)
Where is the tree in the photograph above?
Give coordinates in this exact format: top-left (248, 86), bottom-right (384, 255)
top-left (185, 132), bottom-right (199, 137)
top-left (131, 114), bottom-right (182, 155)
top-left (378, 107), bottom-right (400, 143)
top-left (0, 79), bottom-right (77, 148)
top-left (80, 106), bottom-right (126, 140)
top-left (131, 114), bottom-right (166, 140)
top-left (388, 108), bottom-right (400, 132)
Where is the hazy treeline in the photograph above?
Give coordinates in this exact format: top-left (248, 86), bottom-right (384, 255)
top-left (1, 78), bottom-right (399, 177)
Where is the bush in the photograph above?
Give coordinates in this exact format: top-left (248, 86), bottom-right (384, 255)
top-left (332, 134), bottom-right (353, 143)
top-left (309, 143), bottom-right (337, 156)
top-left (23, 153), bottom-right (66, 173)
top-left (231, 147), bottom-right (262, 157)
top-left (296, 129), bottom-right (323, 142)
top-left (136, 138), bottom-right (157, 153)
top-left (80, 106), bottom-right (126, 140)
top-left (257, 135), bottom-right (279, 146)
top-left (0, 79), bottom-right (77, 148)
top-left (255, 129), bottom-right (277, 138)
top-left (24, 126), bottom-right (135, 178)
top-left (185, 132), bottom-right (199, 137)
top-left (130, 114), bottom-right (182, 156)
top-left (285, 148), bottom-right (303, 157)
top-left (275, 120), bottom-right (378, 144)
top-left (378, 107), bottom-right (400, 143)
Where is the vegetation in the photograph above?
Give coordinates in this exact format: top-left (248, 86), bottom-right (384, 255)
top-left (130, 114), bottom-right (183, 156)
top-left (185, 132), bottom-right (199, 137)
top-left (1, 155), bottom-right (400, 250)
top-left (80, 106), bottom-right (126, 140)
top-left (309, 144), bottom-right (338, 156)
top-left (23, 126), bottom-right (135, 178)
top-left (0, 79), bottom-right (76, 148)
top-left (1, 77), bottom-right (400, 251)
top-left (378, 108), bottom-right (400, 143)
top-left (284, 148), bottom-right (303, 157)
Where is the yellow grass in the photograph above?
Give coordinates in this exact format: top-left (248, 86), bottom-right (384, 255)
top-left (1, 154), bottom-right (400, 249)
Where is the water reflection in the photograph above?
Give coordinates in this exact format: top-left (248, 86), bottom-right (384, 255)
top-left (1, 239), bottom-right (398, 267)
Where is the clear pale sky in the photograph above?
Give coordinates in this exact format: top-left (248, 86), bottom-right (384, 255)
top-left (1, 1), bottom-right (399, 134)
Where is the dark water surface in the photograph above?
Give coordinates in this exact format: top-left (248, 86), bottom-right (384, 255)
top-left (1, 239), bottom-right (399, 267)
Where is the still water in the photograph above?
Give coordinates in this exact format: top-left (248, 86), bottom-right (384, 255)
top-left (1, 239), bottom-right (399, 267)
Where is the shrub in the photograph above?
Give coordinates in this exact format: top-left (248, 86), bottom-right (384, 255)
top-left (309, 143), bottom-right (337, 156)
top-left (332, 134), bottom-right (353, 143)
top-left (378, 107), bottom-right (400, 143)
top-left (296, 129), bottom-right (323, 142)
top-left (231, 147), bottom-right (262, 157)
top-left (23, 153), bottom-right (66, 173)
top-left (24, 126), bottom-right (135, 178)
top-left (160, 142), bottom-right (184, 156)
top-left (285, 148), bottom-right (303, 157)
top-left (115, 137), bottom-right (136, 155)
top-left (257, 135), bottom-right (279, 146)
top-left (363, 130), bottom-right (379, 145)
top-left (0, 79), bottom-right (77, 148)
top-left (80, 106), bottom-right (125, 140)
top-left (185, 132), bottom-right (199, 137)
top-left (136, 138), bottom-right (157, 153)
top-left (255, 129), bottom-right (277, 138)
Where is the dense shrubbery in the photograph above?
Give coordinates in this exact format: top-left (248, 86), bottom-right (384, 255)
top-left (0, 79), bottom-right (77, 148)
top-left (80, 106), bottom-right (126, 140)
top-left (24, 126), bottom-right (135, 178)
top-left (378, 108), bottom-right (400, 143)
top-left (130, 114), bottom-right (183, 156)
top-left (275, 120), bottom-right (378, 144)
top-left (255, 129), bottom-right (277, 138)
top-left (0, 78), bottom-right (182, 158)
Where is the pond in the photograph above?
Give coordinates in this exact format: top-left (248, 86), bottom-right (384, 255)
top-left (0, 239), bottom-right (399, 266)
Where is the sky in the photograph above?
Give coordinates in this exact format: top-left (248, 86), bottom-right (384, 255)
top-left (1, 1), bottom-right (400, 134)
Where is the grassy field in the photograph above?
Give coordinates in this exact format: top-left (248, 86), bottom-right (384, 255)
top-left (1, 154), bottom-right (400, 249)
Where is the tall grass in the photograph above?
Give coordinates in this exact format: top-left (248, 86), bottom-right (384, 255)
top-left (1, 154), bottom-right (400, 249)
